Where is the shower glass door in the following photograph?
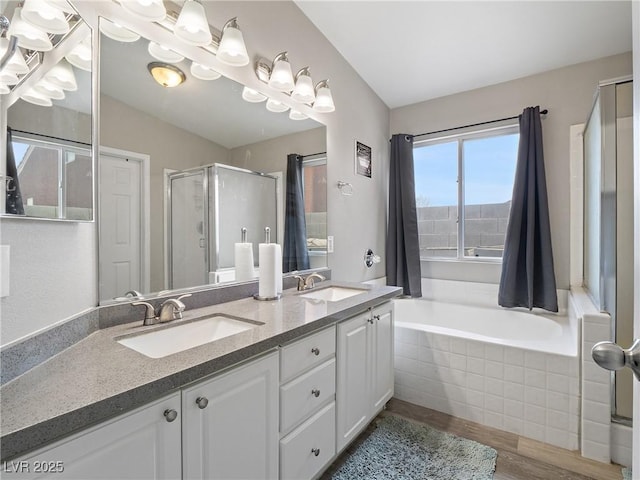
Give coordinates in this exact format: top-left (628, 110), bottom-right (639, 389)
top-left (169, 170), bottom-right (208, 289)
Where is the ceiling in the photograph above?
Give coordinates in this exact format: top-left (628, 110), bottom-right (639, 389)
top-left (296, 1), bottom-right (633, 109)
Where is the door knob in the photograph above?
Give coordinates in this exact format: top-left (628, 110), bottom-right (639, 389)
top-left (592, 339), bottom-right (640, 381)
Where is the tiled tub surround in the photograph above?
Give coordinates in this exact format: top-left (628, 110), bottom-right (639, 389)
top-left (0, 279), bottom-right (401, 461)
top-left (393, 279), bottom-right (580, 451)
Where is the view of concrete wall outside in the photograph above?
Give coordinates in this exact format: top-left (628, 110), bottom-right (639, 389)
top-left (417, 200), bottom-right (511, 258)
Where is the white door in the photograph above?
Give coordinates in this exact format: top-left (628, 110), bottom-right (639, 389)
top-left (181, 352), bottom-right (279, 480)
top-left (99, 153), bottom-right (142, 300)
top-left (632, 3), bottom-right (639, 474)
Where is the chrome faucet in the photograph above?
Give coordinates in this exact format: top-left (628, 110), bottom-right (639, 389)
top-left (133, 294), bottom-right (191, 326)
top-left (293, 272), bottom-right (326, 291)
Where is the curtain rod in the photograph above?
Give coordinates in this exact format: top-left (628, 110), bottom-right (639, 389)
top-left (302, 151), bottom-right (327, 158)
top-left (411, 107), bottom-right (548, 139)
top-left (9, 128), bottom-right (92, 147)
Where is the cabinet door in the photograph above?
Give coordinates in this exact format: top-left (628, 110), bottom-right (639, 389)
top-left (336, 313), bottom-right (370, 453)
top-left (9, 393), bottom-right (181, 480)
top-left (371, 303), bottom-right (394, 414)
top-left (182, 351), bottom-right (279, 480)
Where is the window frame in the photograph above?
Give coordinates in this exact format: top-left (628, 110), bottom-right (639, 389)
top-left (414, 123), bottom-right (519, 262)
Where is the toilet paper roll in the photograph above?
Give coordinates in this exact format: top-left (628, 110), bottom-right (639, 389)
top-left (258, 243), bottom-right (279, 298)
top-left (234, 243), bottom-right (255, 282)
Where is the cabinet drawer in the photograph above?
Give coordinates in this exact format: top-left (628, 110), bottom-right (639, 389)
top-left (280, 402), bottom-right (336, 480)
top-left (280, 326), bottom-right (335, 383)
top-left (280, 358), bottom-right (335, 434)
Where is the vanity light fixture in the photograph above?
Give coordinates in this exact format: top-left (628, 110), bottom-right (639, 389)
top-left (99, 18), bottom-right (140, 43)
top-left (174, 0), bottom-right (212, 47)
top-left (120, 0), bottom-right (166, 22)
top-left (20, 87), bottom-right (53, 106)
top-left (265, 97), bottom-right (289, 113)
top-left (216, 17), bottom-right (249, 67)
top-left (45, 58), bottom-right (77, 91)
top-left (34, 78), bottom-right (66, 100)
top-left (65, 36), bottom-right (92, 72)
top-left (0, 38), bottom-right (29, 75)
top-left (148, 41), bottom-right (184, 63)
top-left (190, 61), bottom-right (221, 81)
top-left (241, 86), bottom-right (267, 103)
top-left (148, 62), bottom-right (186, 88)
top-left (289, 110), bottom-right (308, 121)
top-left (0, 71), bottom-right (19, 85)
top-left (267, 52), bottom-right (294, 92)
top-left (20, 0), bottom-right (70, 35)
top-left (7, 7), bottom-right (53, 51)
top-left (291, 67), bottom-right (315, 104)
top-left (312, 79), bottom-right (335, 113)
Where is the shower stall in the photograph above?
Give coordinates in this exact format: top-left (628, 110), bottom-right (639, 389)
top-left (583, 77), bottom-right (634, 423)
top-left (167, 163), bottom-right (278, 289)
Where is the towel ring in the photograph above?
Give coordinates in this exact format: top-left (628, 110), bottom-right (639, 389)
top-left (337, 181), bottom-right (354, 196)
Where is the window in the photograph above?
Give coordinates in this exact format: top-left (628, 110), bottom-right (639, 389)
top-left (12, 135), bottom-right (93, 220)
top-left (413, 126), bottom-right (519, 260)
top-left (302, 155), bottom-right (327, 257)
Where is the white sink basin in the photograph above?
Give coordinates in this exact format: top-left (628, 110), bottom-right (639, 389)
top-left (117, 315), bottom-right (262, 359)
top-left (299, 286), bottom-right (366, 302)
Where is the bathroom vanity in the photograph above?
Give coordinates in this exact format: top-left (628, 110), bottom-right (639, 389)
top-left (0, 282), bottom-right (399, 479)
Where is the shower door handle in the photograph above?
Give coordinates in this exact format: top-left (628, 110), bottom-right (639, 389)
top-left (591, 339), bottom-right (640, 381)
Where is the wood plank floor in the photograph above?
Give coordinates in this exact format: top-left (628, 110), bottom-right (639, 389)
top-left (321, 398), bottom-right (625, 480)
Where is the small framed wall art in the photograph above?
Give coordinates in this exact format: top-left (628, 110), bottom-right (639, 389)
top-left (355, 141), bottom-right (372, 178)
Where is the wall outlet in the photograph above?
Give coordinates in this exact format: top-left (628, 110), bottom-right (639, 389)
top-left (327, 236), bottom-right (334, 253)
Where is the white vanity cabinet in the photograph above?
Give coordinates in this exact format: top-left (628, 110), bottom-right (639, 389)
top-left (279, 326), bottom-right (336, 480)
top-left (182, 351), bottom-right (279, 480)
top-left (7, 393), bottom-right (182, 480)
top-left (336, 302), bottom-right (394, 453)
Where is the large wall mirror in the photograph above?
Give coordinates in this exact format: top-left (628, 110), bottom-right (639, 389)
top-left (1, 2), bottom-right (93, 221)
top-left (98, 14), bottom-right (327, 303)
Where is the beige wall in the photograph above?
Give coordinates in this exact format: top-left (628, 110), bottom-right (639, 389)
top-left (391, 52), bottom-right (633, 289)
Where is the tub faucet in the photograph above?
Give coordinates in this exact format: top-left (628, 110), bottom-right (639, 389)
top-left (294, 273), bottom-right (326, 291)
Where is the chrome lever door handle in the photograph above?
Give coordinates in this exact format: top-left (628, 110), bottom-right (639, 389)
top-left (592, 339), bottom-right (640, 381)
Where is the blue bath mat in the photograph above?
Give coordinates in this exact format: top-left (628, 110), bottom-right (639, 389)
top-left (331, 414), bottom-right (497, 479)
top-left (622, 467), bottom-right (632, 480)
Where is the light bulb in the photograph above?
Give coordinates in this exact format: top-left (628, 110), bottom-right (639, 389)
top-left (35, 78), bottom-right (66, 100)
top-left (217, 18), bottom-right (249, 67)
top-left (291, 68), bottom-right (315, 104)
top-left (313, 80), bottom-right (335, 113)
top-left (241, 87), bottom-right (267, 103)
top-left (65, 36), bottom-right (92, 72)
top-left (120, 0), bottom-right (166, 22)
top-left (268, 52), bottom-right (294, 92)
top-left (21, 88), bottom-right (53, 106)
top-left (266, 98), bottom-right (289, 113)
top-left (289, 110), bottom-right (308, 121)
top-left (148, 42), bottom-right (184, 63)
top-left (0, 38), bottom-right (29, 75)
top-left (190, 62), bottom-right (221, 81)
top-left (21, 0), bottom-right (70, 35)
top-left (0, 72), bottom-right (19, 85)
top-left (8, 7), bottom-right (53, 52)
top-left (100, 18), bottom-right (140, 43)
top-left (45, 59), bottom-right (78, 91)
top-left (174, 0), bottom-right (212, 46)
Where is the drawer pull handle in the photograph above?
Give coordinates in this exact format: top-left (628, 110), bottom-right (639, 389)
top-left (196, 397), bottom-right (209, 409)
top-left (311, 347), bottom-right (320, 356)
top-left (164, 409), bottom-right (178, 422)
top-left (311, 389), bottom-right (320, 397)
top-left (311, 448), bottom-right (320, 457)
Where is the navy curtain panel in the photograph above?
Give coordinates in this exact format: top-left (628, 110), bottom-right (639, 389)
top-left (386, 134), bottom-right (422, 297)
top-left (5, 127), bottom-right (24, 215)
top-left (498, 107), bottom-right (558, 312)
top-left (283, 153), bottom-right (310, 271)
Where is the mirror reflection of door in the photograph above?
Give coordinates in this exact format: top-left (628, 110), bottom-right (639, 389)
top-left (169, 171), bottom-right (207, 289)
top-left (99, 152), bottom-right (143, 300)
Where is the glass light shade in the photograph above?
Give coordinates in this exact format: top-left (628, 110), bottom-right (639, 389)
top-left (65, 36), bottom-right (92, 72)
top-left (190, 62), bottom-right (221, 81)
top-left (8, 8), bottom-right (54, 52)
top-left (100, 18), bottom-right (140, 43)
top-left (313, 84), bottom-right (335, 113)
top-left (45, 0), bottom-right (76, 14)
top-left (45, 59), bottom-right (77, 91)
top-left (289, 110), bottom-right (308, 121)
top-left (174, 0), bottom-right (212, 46)
top-left (35, 78), bottom-right (66, 100)
top-left (21, 0), bottom-right (70, 35)
top-left (241, 87), bottom-right (267, 103)
top-left (291, 72), bottom-right (315, 104)
top-left (0, 72), bottom-right (19, 85)
top-left (0, 84), bottom-right (10, 95)
top-left (268, 55), bottom-right (294, 92)
top-left (265, 98), bottom-right (289, 113)
top-left (0, 38), bottom-right (29, 75)
top-left (148, 63), bottom-right (186, 88)
top-left (120, 0), bottom-right (166, 22)
top-left (217, 19), bottom-right (249, 67)
top-left (21, 88), bottom-right (53, 106)
top-left (148, 42), bottom-right (184, 63)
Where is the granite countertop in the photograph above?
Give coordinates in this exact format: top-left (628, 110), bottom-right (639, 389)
top-left (0, 281), bottom-right (401, 460)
